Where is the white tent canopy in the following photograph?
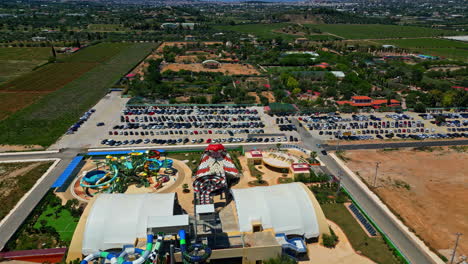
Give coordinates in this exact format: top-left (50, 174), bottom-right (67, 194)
top-left (231, 183), bottom-right (320, 239)
top-left (82, 193), bottom-right (175, 254)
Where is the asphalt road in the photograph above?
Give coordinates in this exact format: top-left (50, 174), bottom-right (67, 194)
top-left (294, 120), bottom-right (435, 264)
top-left (323, 139), bottom-right (468, 151)
top-left (0, 149), bottom-right (80, 251)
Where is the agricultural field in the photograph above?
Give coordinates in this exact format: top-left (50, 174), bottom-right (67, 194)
top-left (0, 43), bottom-right (134, 122)
top-left (342, 147), bottom-right (468, 260)
top-left (0, 92), bottom-right (44, 120)
top-left (0, 47), bottom-right (52, 83)
top-left (375, 38), bottom-right (468, 61)
top-left (0, 161), bottom-right (53, 221)
top-left (304, 24), bottom-right (462, 39)
top-left (213, 23), bottom-right (297, 41)
top-left (0, 42), bottom-right (156, 146)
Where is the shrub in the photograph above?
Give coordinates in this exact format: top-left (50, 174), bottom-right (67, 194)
top-left (322, 228), bottom-right (339, 248)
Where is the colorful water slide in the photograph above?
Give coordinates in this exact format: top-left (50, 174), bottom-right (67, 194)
top-left (80, 164), bottom-right (119, 189)
top-left (179, 230), bottom-right (212, 264)
top-left (80, 234), bottom-right (153, 264)
top-left (148, 233), bottom-right (164, 263)
top-left (80, 251), bottom-right (117, 264)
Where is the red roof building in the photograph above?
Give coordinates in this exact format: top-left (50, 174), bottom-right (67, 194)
top-left (291, 163), bottom-right (310, 173)
top-left (249, 150), bottom-right (263, 158)
top-left (337, 96), bottom-right (400, 109)
top-left (452, 86), bottom-right (468, 92)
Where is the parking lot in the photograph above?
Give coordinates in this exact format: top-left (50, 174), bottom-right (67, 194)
top-left (99, 105), bottom-right (300, 147)
top-left (297, 111), bottom-right (468, 141)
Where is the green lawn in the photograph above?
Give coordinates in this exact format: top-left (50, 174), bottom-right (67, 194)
top-left (33, 205), bottom-right (79, 242)
top-left (0, 42), bottom-right (156, 146)
top-left (213, 23), bottom-right (297, 41)
top-left (305, 24), bottom-right (462, 39)
top-left (375, 38), bottom-right (468, 61)
top-left (322, 203), bottom-right (402, 264)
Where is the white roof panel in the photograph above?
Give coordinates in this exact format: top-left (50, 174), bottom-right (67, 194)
top-left (82, 193), bottom-right (175, 254)
top-left (231, 183), bottom-right (320, 239)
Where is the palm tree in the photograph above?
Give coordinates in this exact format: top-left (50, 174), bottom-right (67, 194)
top-left (309, 151), bottom-right (318, 163)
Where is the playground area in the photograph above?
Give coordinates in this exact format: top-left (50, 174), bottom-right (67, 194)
top-left (235, 148), bottom-right (312, 187)
top-left (342, 146), bottom-right (468, 259)
top-left (160, 63), bottom-right (261, 75)
top-left (69, 150), bottom-right (179, 201)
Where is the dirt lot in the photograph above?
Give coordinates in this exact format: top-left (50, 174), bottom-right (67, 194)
top-left (343, 147), bottom-right (468, 259)
top-left (161, 63), bottom-right (260, 75)
top-left (175, 54), bottom-right (217, 63)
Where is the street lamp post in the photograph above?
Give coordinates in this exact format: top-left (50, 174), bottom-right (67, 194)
top-left (373, 161), bottom-right (381, 187)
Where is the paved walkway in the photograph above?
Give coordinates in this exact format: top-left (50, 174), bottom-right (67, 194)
top-left (303, 220), bottom-right (375, 264)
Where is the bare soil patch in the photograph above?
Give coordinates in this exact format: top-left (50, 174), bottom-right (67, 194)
top-left (261, 91), bottom-right (276, 103)
top-left (343, 147), bottom-right (468, 258)
top-left (161, 63), bottom-right (260, 75)
top-left (0, 161), bottom-right (53, 220)
top-left (0, 144), bottom-right (44, 152)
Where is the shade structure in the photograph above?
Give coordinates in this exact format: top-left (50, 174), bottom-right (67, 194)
top-left (231, 183), bottom-right (321, 239)
top-left (82, 193), bottom-right (175, 254)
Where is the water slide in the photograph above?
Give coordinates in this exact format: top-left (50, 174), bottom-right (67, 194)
top-left (80, 234), bottom-right (153, 264)
top-left (80, 164), bottom-right (119, 189)
top-left (148, 233), bottom-right (164, 263)
top-left (179, 230), bottom-right (212, 264)
top-left (275, 233), bottom-right (307, 256)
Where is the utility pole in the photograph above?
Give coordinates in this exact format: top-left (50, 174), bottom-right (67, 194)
top-left (450, 232), bottom-right (463, 264)
top-left (335, 129), bottom-right (341, 152)
top-left (335, 171), bottom-right (343, 196)
top-left (373, 161), bottom-right (381, 187)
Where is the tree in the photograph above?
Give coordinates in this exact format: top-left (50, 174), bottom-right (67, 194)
top-left (309, 151), bottom-right (318, 163)
top-left (292, 87), bottom-right (301, 96)
top-left (322, 228), bottom-right (339, 248)
top-left (256, 174), bottom-right (264, 184)
top-left (442, 91), bottom-right (456, 107)
top-left (414, 102), bottom-right (427, 113)
top-left (50, 45), bottom-right (56, 58)
top-left (286, 76), bottom-right (299, 91)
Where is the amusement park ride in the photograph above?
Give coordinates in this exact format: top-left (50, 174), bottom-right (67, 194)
top-left (80, 144), bottom-right (240, 264)
top-left (80, 230), bottom-right (212, 264)
top-left (80, 150), bottom-right (176, 196)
